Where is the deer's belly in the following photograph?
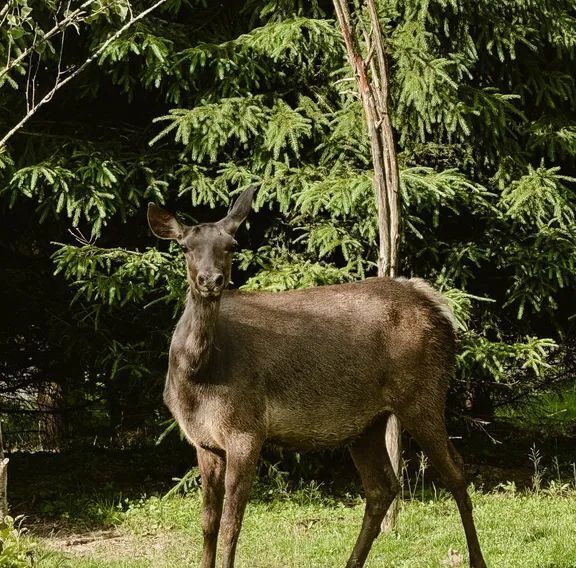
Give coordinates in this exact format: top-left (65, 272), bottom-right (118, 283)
top-left (265, 400), bottom-right (386, 450)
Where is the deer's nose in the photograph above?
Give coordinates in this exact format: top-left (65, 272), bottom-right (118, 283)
top-left (197, 272), bottom-right (225, 291)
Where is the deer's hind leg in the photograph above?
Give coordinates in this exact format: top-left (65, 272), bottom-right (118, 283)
top-left (399, 410), bottom-right (488, 568)
top-left (346, 414), bottom-right (400, 568)
top-left (197, 447), bottom-right (226, 568)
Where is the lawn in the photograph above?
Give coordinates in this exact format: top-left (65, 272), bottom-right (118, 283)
top-left (6, 407), bottom-right (576, 568)
top-left (32, 487), bottom-right (576, 568)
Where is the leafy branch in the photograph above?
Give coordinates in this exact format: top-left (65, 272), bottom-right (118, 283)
top-left (0, 0), bottom-right (97, 84)
top-left (0, 0), bottom-right (169, 150)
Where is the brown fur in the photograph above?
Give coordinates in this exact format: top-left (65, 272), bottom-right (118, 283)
top-left (148, 188), bottom-right (487, 568)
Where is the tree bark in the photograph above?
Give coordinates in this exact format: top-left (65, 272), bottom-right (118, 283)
top-left (333, 0), bottom-right (402, 532)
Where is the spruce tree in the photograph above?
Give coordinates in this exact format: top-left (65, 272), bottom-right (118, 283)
top-left (1, 0), bottom-right (575, 443)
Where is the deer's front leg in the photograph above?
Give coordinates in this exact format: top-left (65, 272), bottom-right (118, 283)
top-left (197, 447), bottom-right (226, 568)
top-left (220, 434), bottom-right (262, 568)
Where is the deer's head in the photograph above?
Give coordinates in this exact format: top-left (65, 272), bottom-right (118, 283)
top-left (147, 186), bottom-right (256, 299)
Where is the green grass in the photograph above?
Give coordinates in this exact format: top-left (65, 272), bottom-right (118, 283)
top-left (35, 487), bottom-right (576, 568)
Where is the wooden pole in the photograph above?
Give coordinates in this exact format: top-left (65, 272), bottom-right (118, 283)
top-left (333, 0), bottom-right (402, 531)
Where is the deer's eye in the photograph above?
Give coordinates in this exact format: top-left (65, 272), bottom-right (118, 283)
top-left (179, 243), bottom-right (189, 253)
top-left (227, 240), bottom-right (238, 252)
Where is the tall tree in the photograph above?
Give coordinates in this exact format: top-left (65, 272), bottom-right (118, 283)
top-left (333, 0), bottom-right (402, 531)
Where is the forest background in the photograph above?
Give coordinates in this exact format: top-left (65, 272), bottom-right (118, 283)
top-left (0, 0), bottom-right (575, 508)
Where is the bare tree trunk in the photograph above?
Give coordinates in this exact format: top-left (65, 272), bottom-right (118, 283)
top-left (38, 382), bottom-right (65, 451)
top-left (0, 422), bottom-right (8, 521)
top-left (382, 413), bottom-right (401, 530)
top-left (333, 0), bottom-right (402, 532)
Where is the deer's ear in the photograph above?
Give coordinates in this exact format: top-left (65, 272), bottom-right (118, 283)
top-left (218, 185), bottom-right (257, 235)
top-left (147, 203), bottom-right (184, 240)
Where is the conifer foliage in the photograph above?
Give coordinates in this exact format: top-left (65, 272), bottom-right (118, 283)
top-left (0, 0), bottom-right (575, 441)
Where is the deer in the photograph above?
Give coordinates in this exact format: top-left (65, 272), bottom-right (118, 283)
top-left (147, 186), bottom-right (488, 568)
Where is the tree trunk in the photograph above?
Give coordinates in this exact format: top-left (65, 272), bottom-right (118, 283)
top-left (0, 422), bottom-right (8, 521)
top-left (382, 414), bottom-right (401, 530)
top-left (333, 0), bottom-right (402, 532)
top-left (37, 382), bottom-right (65, 451)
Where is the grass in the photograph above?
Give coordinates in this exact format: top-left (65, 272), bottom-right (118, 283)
top-left (8, 395), bottom-right (576, 568)
top-left (33, 485), bottom-right (576, 568)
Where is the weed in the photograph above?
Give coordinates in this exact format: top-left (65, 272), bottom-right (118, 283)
top-left (494, 480), bottom-right (517, 494)
top-left (529, 445), bottom-right (545, 494)
top-left (0, 516), bottom-right (37, 567)
top-left (401, 451), bottom-right (433, 504)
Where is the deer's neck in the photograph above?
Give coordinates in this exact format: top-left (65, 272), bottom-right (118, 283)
top-left (174, 290), bottom-right (221, 378)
